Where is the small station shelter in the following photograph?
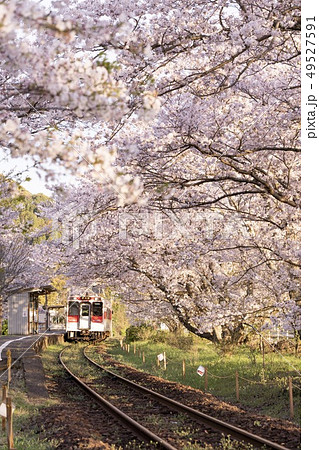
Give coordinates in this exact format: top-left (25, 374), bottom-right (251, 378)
top-left (7, 285), bottom-right (57, 335)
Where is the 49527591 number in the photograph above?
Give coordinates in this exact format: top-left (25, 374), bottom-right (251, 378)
top-left (306, 19), bottom-right (316, 79)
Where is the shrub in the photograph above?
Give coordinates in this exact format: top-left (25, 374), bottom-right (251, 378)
top-left (125, 326), bottom-right (195, 350)
top-left (126, 324), bottom-right (156, 342)
top-left (166, 333), bottom-right (194, 350)
top-left (152, 330), bottom-right (169, 343)
top-left (2, 319), bottom-right (8, 335)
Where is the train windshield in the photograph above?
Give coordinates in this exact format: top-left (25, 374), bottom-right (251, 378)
top-left (68, 301), bottom-right (79, 315)
top-left (92, 302), bottom-right (103, 316)
top-left (81, 304), bottom-right (90, 317)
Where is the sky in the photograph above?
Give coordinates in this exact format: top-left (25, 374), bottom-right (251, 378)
top-left (0, 147), bottom-right (76, 196)
top-left (0, 149), bottom-right (52, 195)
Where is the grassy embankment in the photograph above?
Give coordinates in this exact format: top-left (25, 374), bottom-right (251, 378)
top-left (0, 338), bottom-right (300, 449)
top-left (0, 344), bottom-right (66, 450)
top-left (105, 335), bottom-right (301, 425)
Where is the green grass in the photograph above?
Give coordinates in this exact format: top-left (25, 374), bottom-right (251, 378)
top-left (0, 339), bottom-right (299, 450)
top-left (103, 337), bottom-right (301, 425)
top-left (0, 343), bottom-right (69, 450)
top-left (0, 380), bottom-right (61, 450)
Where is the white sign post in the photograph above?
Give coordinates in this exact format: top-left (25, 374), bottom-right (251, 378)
top-left (0, 401), bottom-right (15, 418)
top-left (197, 365), bottom-right (205, 377)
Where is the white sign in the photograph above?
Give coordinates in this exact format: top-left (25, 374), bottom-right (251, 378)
top-left (157, 353), bottom-right (164, 362)
top-left (197, 365), bottom-right (206, 377)
top-left (0, 402), bottom-right (15, 418)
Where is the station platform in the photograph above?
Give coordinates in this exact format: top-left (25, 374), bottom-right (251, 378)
top-left (0, 332), bottom-right (65, 399)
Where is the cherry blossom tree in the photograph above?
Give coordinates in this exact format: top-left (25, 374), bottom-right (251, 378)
top-left (39, 177), bottom-right (300, 343)
top-left (1, 0), bottom-right (301, 341)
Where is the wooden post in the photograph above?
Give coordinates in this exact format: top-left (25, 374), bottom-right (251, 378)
top-left (120, 339), bottom-right (123, 348)
top-left (262, 340), bottom-right (265, 370)
top-left (289, 377), bottom-right (294, 418)
top-left (142, 352), bottom-right (145, 363)
top-left (157, 356), bottom-right (160, 367)
top-left (6, 396), bottom-right (15, 450)
top-left (133, 343), bottom-right (136, 354)
top-left (163, 352), bottom-right (166, 370)
top-left (182, 360), bottom-right (185, 378)
top-left (32, 299), bottom-right (35, 334)
top-left (235, 371), bottom-right (239, 401)
top-left (44, 292), bottom-right (48, 331)
top-left (6, 351), bottom-right (11, 391)
top-left (0, 298), bottom-right (2, 337)
top-left (127, 344), bottom-right (130, 353)
top-left (204, 367), bottom-right (208, 392)
top-left (2, 385), bottom-right (7, 432)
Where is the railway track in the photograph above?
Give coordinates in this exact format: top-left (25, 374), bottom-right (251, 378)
top-left (59, 345), bottom-right (175, 449)
top-left (59, 344), bottom-right (292, 450)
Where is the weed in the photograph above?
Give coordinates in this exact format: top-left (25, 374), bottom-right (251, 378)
top-left (0, 379), bottom-right (61, 450)
top-left (104, 336), bottom-right (301, 425)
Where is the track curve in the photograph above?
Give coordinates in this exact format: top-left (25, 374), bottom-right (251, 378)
top-left (83, 345), bottom-right (292, 450)
top-left (59, 346), bottom-right (177, 449)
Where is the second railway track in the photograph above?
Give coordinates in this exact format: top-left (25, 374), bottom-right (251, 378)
top-left (59, 343), bottom-right (293, 450)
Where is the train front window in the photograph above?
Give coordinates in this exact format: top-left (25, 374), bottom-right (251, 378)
top-left (92, 302), bottom-right (103, 316)
top-left (69, 302), bottom-right (79, 315)
top-left (81, 304), bottom-right (90, 317)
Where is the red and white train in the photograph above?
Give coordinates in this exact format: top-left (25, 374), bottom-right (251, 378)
top-left (65, 294), bottom-right (112, 340)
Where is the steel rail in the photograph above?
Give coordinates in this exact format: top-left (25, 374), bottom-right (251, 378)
top-left (84, 346), bottom-right (291, 450)
top-left (59, 346), bottom-right (177, 450)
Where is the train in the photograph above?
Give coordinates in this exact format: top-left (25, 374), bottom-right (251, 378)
top-left (65, 294), bottom-right (112, 340)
